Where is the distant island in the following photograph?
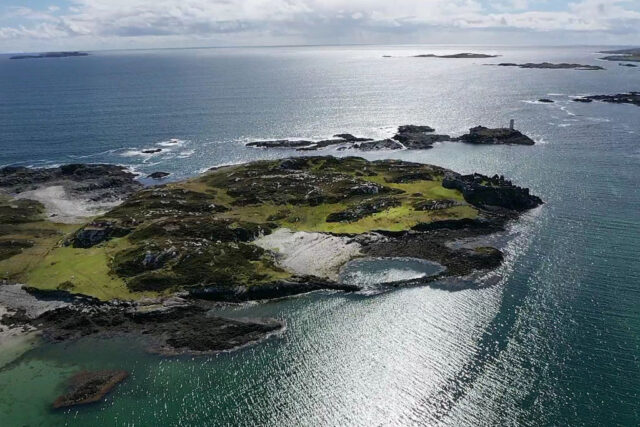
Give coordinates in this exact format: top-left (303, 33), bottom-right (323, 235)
top-left (599, 48), bottom-right (640, 62)
top-left (9, 51), bottom-right (89, 60)
top-left (495, 62), bottom-right (604, 71)
top-left (413, 53), bottom-right (498, 59)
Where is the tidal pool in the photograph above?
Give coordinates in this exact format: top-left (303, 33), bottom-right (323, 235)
top-left (339, 257), bottom-right (446, 289)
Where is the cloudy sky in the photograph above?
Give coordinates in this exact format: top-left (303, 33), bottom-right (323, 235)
top-left (1, 0), bottom-right (639, 52)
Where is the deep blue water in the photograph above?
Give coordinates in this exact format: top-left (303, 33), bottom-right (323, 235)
top-left (0, 45), bottom-right (639, 426)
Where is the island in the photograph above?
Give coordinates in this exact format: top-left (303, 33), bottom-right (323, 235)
top-left (247, 124), bottom-right (535, 151)
top-left (0, 156), bottom-right (542, 359)
top-left (9, 51), bottom-right (89, 60)
top-left (574, 92), bottom-right (640, 107)
top-left (495, 62), bottom-right (604, 71)
top-left (413, 53), bottom-right (498, 59)
top-left (599, 48), bottom-right (640, 62)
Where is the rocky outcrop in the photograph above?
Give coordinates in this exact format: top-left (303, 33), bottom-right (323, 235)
top-left (353, 139), bottom-right (403, 151)
top-left (246, 125), bottom-right (536, 152)
top-left (30, 303), bottom-right (284, 355)
top-left (70, 221), bottom-right (132, 248)
top-left (333, 133), bottom-right (373, 142)
top-left (456, 126), bottom-right (535, 145)
top-left (53, 371), bottom-right (128, 409)
top-left (392, 126), bottom-right (451, 149)
top-left (496, 63), bottom-right (604, 71)
top-left (326, 197), bottom-right (401, 222)
top-left (147, 171), bottom-right (170, 179)
top-left (0, 164), bottom-right (141, 202)
top-left (443, 172), bottom-right (543, 211)
top-left (579, 92), bottom-right (640, 107)
top-left (188, 277), bottom-right (360, 302)
top-left (246, 133), bottom-right (372, 150)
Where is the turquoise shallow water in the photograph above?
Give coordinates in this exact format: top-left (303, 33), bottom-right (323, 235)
top-left (0, 45), bottom-right (639, 425)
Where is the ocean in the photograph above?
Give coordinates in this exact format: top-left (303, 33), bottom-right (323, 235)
top-left (0, 45), bottom-right (639, 426)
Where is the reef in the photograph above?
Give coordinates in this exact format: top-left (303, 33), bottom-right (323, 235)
top-left (52, 370), bottom-right (128, 409)
top-left (599, 48), bottom-right (640, 63)
top-left (10, 51), bottom-right (89, 60)
top-left (246, 124), bottom-right (535, 151)
top-left (495, 62), bottom-right (604, 71)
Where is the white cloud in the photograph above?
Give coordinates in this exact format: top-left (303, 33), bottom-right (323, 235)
top-left (1, 0), bottom-right (639, 47)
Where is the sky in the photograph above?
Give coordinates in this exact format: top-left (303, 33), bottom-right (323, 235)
top-left (1, 0), bottom-right (639, 52)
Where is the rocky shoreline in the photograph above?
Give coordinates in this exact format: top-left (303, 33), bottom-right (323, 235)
top-left (247, 124), bottom-right (535, 151)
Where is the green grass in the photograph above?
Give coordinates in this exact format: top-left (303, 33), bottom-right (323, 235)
top-left (20, 237), bottom-right (158, 300)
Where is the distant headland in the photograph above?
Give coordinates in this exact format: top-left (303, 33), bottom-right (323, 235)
top-left (9, 51), bottom-right (89, 60)
top-left (598, 48), bottom-right (640, 63)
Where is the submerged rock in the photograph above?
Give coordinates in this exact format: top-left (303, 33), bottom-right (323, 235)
top-left (53, 370), bottom-right (128, 409)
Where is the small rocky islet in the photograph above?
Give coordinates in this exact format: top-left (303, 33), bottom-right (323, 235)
top-left (599, 48), bottom-right (640, 63)
top-left (247, 124), bottom-right (535, 151)
top-left (573, 92), bottom-right (640, 107)
top-left (0, 153), bottom-right (543, 407)
top-left (495, 62), bottom-right (604, 71)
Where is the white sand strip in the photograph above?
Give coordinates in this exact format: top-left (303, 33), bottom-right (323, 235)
top-left (15, 185), bottom-right (120, 224)
top-left (253, 228), bottom-right (362, 281)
